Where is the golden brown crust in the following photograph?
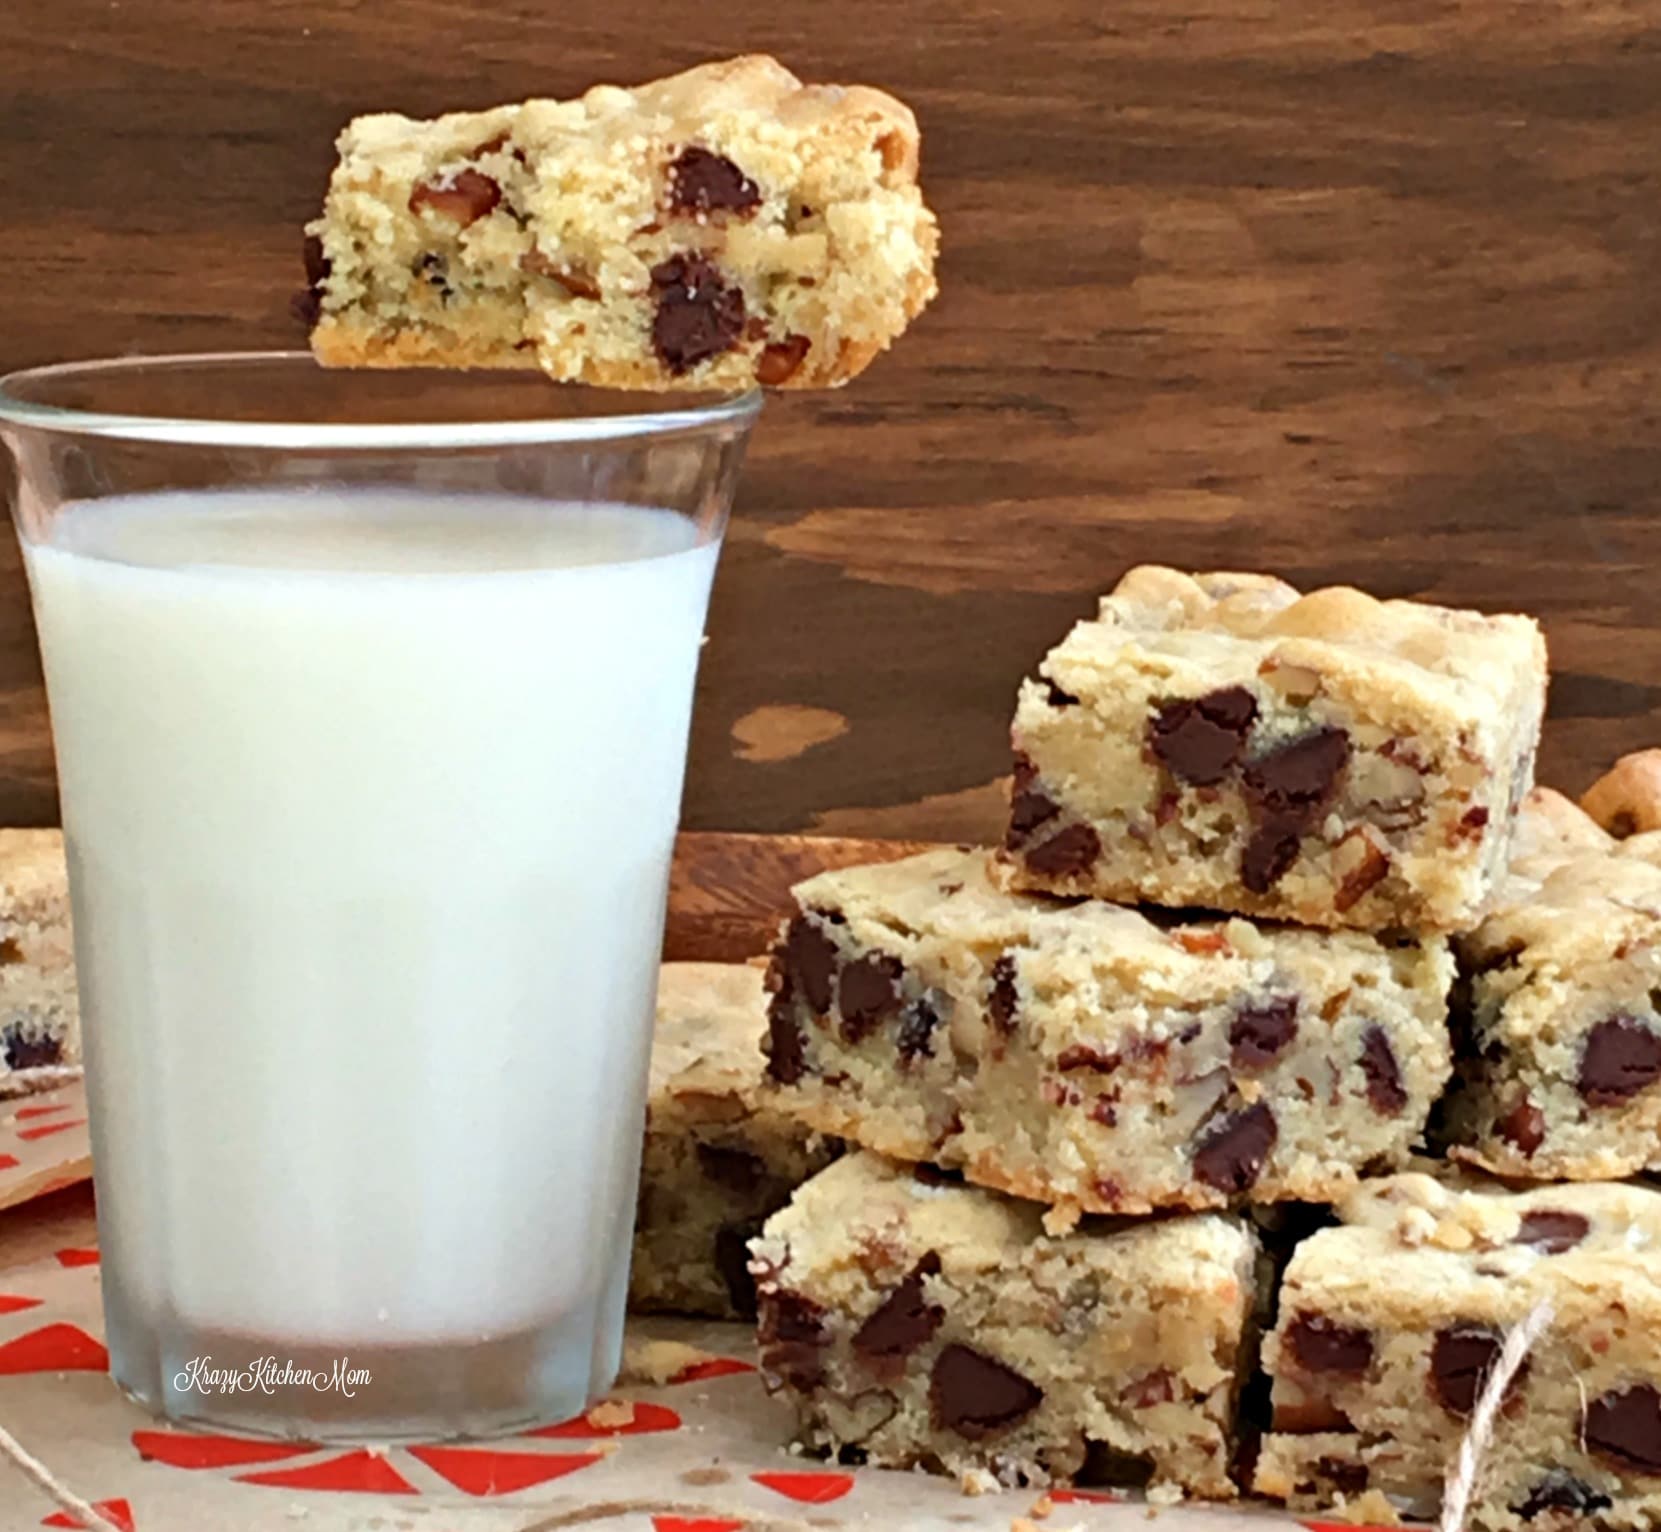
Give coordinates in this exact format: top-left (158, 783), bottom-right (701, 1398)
top-left (1580, 748), bottom-right (1661, 838)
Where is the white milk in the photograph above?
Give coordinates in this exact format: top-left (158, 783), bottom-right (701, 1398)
top-left (25, 490), bottom-right (719, 1345)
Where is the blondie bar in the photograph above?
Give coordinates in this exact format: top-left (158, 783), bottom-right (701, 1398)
top-left (1256, 1172), bottom-right (1661, 1530)
top-left (0, 830), bottom-right (79, 1097)
top-left (750, 1151), bottom-right (1257, 1493)
top-left (306, 56), bottom-right (938, 390)
top-left (763, 848), bottom-right (1453, 1213)
top-left (997, 566), bottom-right (1547, 932)
top-left (1442, 782), bottom-right (1661, 1180)
top-left (631, 963), bottom-right (840, 1318)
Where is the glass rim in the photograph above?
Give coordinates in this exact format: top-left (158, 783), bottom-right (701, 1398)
top-left (0, 350), bottom-right (764, 450)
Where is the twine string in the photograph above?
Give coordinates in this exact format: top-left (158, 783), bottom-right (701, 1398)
top-left (0, 1418), bottom-right (127, 1531)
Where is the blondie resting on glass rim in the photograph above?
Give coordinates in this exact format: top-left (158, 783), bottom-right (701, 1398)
top-left (998, 566), bottom-right (1547, 933)
top-left (1256, 1171), bottom-right (1661, 1531)
top-left (1441, 780), bottom-right (1661, 1182)
top-left (762, 848), bottom-right (1454, 1214)
top-left (630, 963), bottom-right (842, 1320)
top-left (750, 1151), bottom-right (1257, 1494)
top-left (304, 55), bottom-right (938, 390)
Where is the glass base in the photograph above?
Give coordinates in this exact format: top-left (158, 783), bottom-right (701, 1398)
top-left (108, 1298), bottom-right (625, 1442)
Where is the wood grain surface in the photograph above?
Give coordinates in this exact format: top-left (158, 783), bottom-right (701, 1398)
top-left (4, 0), bottom-right (1660, 840)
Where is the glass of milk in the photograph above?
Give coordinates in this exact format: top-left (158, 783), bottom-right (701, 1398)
top-left (0, 352), bottom-right (761, 1440)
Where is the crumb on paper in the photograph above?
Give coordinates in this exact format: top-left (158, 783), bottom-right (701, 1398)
top-left (1041, 1201), bottom-right (1083, 1237)
top-left (587, 1398), bottom-right (636, 1429)
top-left (959, 1466), bottom-right (1000, 1497)
top-left (1333, 1490), bottom-right (1402, 1526)
top-left (1146, 1483), bottom-right (1182, 1508)
top-left (1028, 1494), bottom-right (1054, 1520)
top-left (681, 1465), bottom-right (732, 1487)
top-left (619, 1335), bottom-right (712, 1386)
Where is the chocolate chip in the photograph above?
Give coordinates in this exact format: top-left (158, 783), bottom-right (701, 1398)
top-left (1431, 1324), bottom-right (1516, 1417)
top-left (1497, 1095), bottom-right (1547, 1155)
top-left (695, 1142), bottom-right (766, 1195)
top-left (408, 167), bottom-right (502, 225)
top-left (838, 953), bottom-right (904, 1042)
top-left (1241, 824), bottom-right (1303, 894)
top-left (1585, 1384), bottom-right (1661, 1472)
top-left (782, 916), bottom-right (839, 1013)
top-left (765, 991), bottom-right (808, 1086)
top-left (758, 1288), bottom-right (830, 1391)
top-left (928, 1343), bottom-right (1043, 1440)
top-left (1514, 1471), bottom-right (1613, 1520)
top-left (292, 233), bottom-right (331, 325)
top-left (1514, 1210), bottom-right (1590, 1254)
top-left (1090, 1096), bottom-right (1118, 1126)
top-left (896, 998), bottom-right (942, 1063)
top-left (1461, 805), bottom-right (1491, 834)
top-left (1007, 754), bottom-right (1061, 841)
top-left (1315, 1459), bottom-right (1369, 1496)
top-left (1192, 1101), bottom-right (1278, 1193)
top-left (1056, 1044), bottom-right (1120, 1073)
top-left (1230, 997), bottom-right (1299, 1069)
top-left (988, 955), bottom-right (1019, 1036)
top-left (1286, 1314), bottom-right (1374, 1376)
top-left (713, 1218), bottom-right (764, 1317)
top-left (1359, 1026), bottom-right (1409, 1115)
top-left (1043, 678), bottom-right (1080, 708)
top-left (1, 1026), bottom-right (61, 1070)
top-left (649, 254), bottom-right (746, 374)
top-left (1578, 1015), bottom-right (1661, 1106)
top-left (852, 1252), bottom-right (943, 1373)
top-left (755, 334), bottom-right (811, 386)
top-left (1149, 687), bottom-right (1258, 786)
top-left (1025, 822), bottom-right (1102, 879)
top-left (666, 146), bottom-right (762, 216)
top-left (1244, 727), bottom-right (1352, 815)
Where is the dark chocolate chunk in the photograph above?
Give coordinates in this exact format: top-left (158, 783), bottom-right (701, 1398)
top-left (1043, 678), bottom-right (1080, 708)
top-left (1229, 997), bottom-right (1299, 1070)
top-left (1008, 754), bottom-right (1062, 842)
top-left (1148, 687), bottom-right (1258, 786)
top-left (695, 1142), bottom-right (766, 1195)
top-left (988, 955), bottom-right (1020, 1036)
top-left (1241, 824), bottom-right (1303, 894)
top-left (1024, 822), bottom-right (1102, 879)
top-left (838, 952), bottom-right (905, 1042)
top-left (408, 167), bottom-right (502, 225)
top-left (1055, 1044), bottom-right (1121, 1073)
top-left (1, 1025), bottom-right (61, 1071)
top-left (1585, 1383), bottom-right (1661, 1473)
top-left (1430, 1323), bottom-right (1514, 1417)
top-left (896, 997), bottom-right (942, 1063)
top-left (758, 1288), bottom-right (831, 1390)
top-left (1514, 1471), bottom-right (1613, 1520)
top-left (765, 991), bottom-right (808, 1086)
top-left (1285, 1314), bottom-right (1374, 1376)
top-left (649, 254), bottom-right (746, 374)
top-left (928, 1343), bottom-right (1043, 1439)
top-left (1515, 1209), bottom-right (1591, 1255)
top-left (1578, 1015), bottom-right (1661, 1106)
top-left (783, 916), bottom-right (839, 1014)
top-left (1497, 1095), bottom-right (1547, 1155)
top-left (666, 146), bottom-right (762, 216)
top-left (852, 1252), bottom-right (943, 1372)
top-left (713, 1217), bottom-right (765, 1317)
top-left (1359, 1025), bottom-right (1409, 1115)
top-left (1191, 1101), bottom-right (1278, 1193)
top-left (1243, 728), bottom-right (1353, 817)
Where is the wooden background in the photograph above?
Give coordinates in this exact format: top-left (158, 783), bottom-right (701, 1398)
top-left (3, 0), bottom-right (1659, 841)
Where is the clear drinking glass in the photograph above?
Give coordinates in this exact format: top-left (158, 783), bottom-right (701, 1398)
top-left (0, 352), bottom-right (760, 1440)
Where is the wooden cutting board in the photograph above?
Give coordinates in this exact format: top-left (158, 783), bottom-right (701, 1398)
top-left (665, 830), bottom-right (934, 963)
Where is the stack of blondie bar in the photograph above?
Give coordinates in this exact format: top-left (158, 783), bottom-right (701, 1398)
top-left (634, 566), bottom-right (1661, 1531)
